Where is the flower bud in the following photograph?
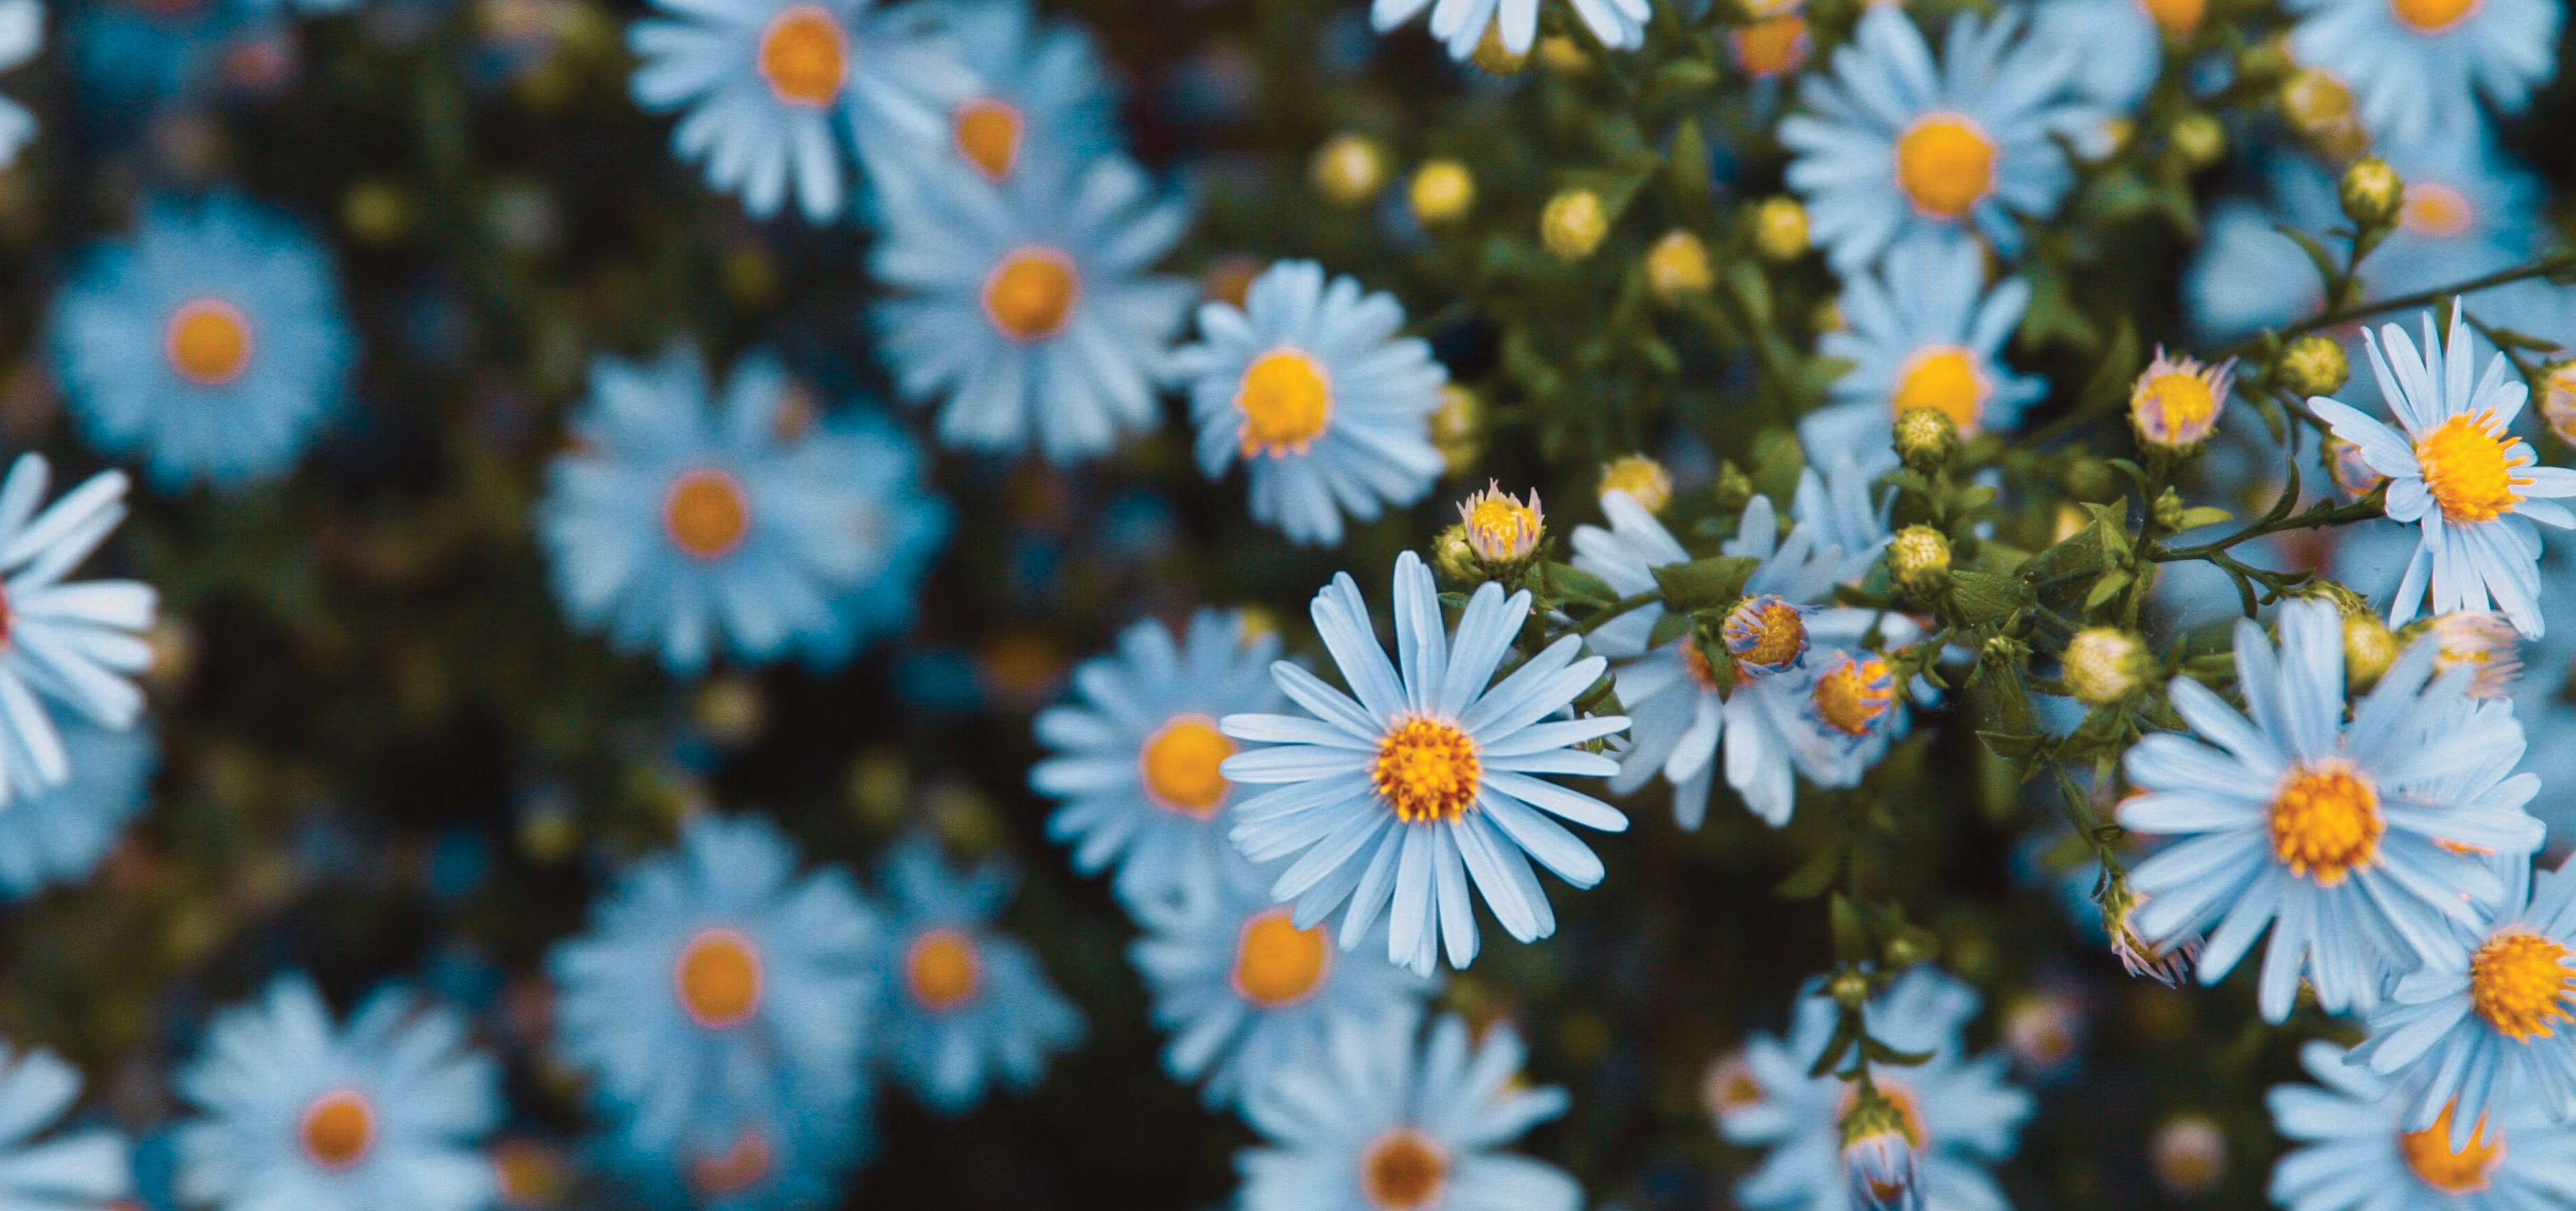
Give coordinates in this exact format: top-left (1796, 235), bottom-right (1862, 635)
top-left (2338, 156), bottom-right (2403, 230)
top-left (1751, 196), bottom-right (1809, 262)
top-left (2129, 349), bottom-right (2231, 452)
top-left (2170, 111), bottom-right (2225, 170)
top-left (2100, 876), bottom-right (2200, 987)
top-left (2343, 612), bottom-right (2399, 693)
top-left (1829, 967), bottom-right (1872, 1008)
top-left (2279, 333), bottom-right (2350, 398)
top-left (2152, 1115), bottom-right (2227, 1200)
top-left (1838, 1087), bottom-right (1925, 1211)
top-left (1432, 523), bottom-right (1481, 584)
top-left (1541, 189), bottom-right (1609, 261)
top-left (1600, 454), bottom-right (1674, 513)
top-left (2419, 611), bottom-right (2523, 699)
top-left (1458, 482), bottom-right (1545, 568)
top-left (1410, 160), bottom-right (1476, 227)
top-left (1469, 18), bottom-right (1528, 75)
top-left (1892, 406), bottom-right (1959, 473)
top-left (1430, 385), bottom-right (1482, 477)
top-left (2062, 628), bottom-right (2149, 705)
top-left (1646, 229), bottom-right (1713, 301)
top-left (2280, 66), bottom-right (2364, 159)
top-left (2541, 360), bottom-right (2576, 449)
top-left (1888, 526), bottom-right (1952, 598)
top-left (1309, 133), bottom-right (1388, 208)
top-left (2322, 434), bottom-right (2384, 500)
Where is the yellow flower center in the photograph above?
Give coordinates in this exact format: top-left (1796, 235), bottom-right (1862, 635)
top-left (2399, 1103), bottom-right (2505, 1194)
top-left (2400, 182), bottom-right (2475, 238)
top-left (1894, 115), bottom-right (1996, 219)
top-left (2266, 762), bottom-right (2382, 885)
top-left (2415, 411), bottom-right (2526, 524)
top-left (1891, 346), bottom-right (1987, 435)
top-left (673, 926), bottom-right (764, 1028)
top-left (1600, 454), bottom-right (1673, 512)
top-left (1231, 908), bottom-right (1332, 1007)
top-left (906, 927), bottom-right (982, 1010)
top-left (663, 468), bottom-right (752, 560)
top-left (1236, 349), bottom-right (1334, 456)
top-left (1462, 492), bottom-right (1543, 561)
top-left (1731, 15), bottom-right (1809, 77)
top-left (689, 1133), bottom-right (773, 1196)
top-left (1139, 714), bottom-right (1234, 818)
top-left (1812, 655), bottom-right (1896, 736)
top-left (982, 247), bottom-right (1080, 342)
top-left (1705, 1055), bottom-right (1765, 1116)
top-left (1360, 1128), bottom-right (1450, 1211)
top-left (756, 6), bottom-right (848, 107)
top-left (1725, 596), bottom-right (1808, 670)
top-left (2390, 0), bottom-right (2480, 32)
top-left (2134, 372), bottom-right (2219, 447)
top-left (299, 1089), bottom-right (376, 1170)
top-left (166, 297), bottom-right (254, 386)
top-left (2470, 928), bottom-right (2575, 1041)
top-left (1372, 716), bottom-right (1481, 824)
top-left (952, 98), bottom-right (1024, 182)
top-left (2137, 0), bottom-right (2205, 34)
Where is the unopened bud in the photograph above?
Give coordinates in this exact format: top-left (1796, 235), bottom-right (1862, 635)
top-left (2338, 156), bottom-right (2403, 230)
top-left (2540, 359), bottom-right (2576, 450)
top-left (2171, 112), bottom-right (2225, 170)
top-left (1889, 526), bottom-right (1953, 598)
top-left (1541, 189), bottom-right (1609, 261)
top-left (1751, 196), bottom-right (1809, 262)
top-left (2343, 613), bottom-right (2399, 695)
top-left (2063, 628), bottom-right (2149, 705)
top-left (1893, 406), bottom-right (1959, 472)
top-left (1410, 160), bottom-right (1476, 226)
top-left (1310, 133), bottom-right (1388, 208)
top-left (1647, 229), bottom-right (1714, 301)
top-left (1600, 454), bottom-right (1674, 513)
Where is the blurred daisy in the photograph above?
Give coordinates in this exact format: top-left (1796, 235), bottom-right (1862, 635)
top-left (175, 975), bottom-right (500, 1211)
top-left (1170, 260), bottom-right (1449, 547)
top-left (857, 0), bottom-right (1119, 188)
top-left (537, 345), bottom-right (951, 674)
top-left (1806, 237), bottom-right (2045, 471)
top-left (869, 153), bottom-right (1194, 462)
top-left (872, 831), bottom-right (1085, 1114)
top-left (1219, 552), bottom-right (1633, 978)
top-left (2309, 310), bottom-right (2576, 638)
top-left (1236, 1009), bottom-right (1578, 1211)
top-left (1718, 968), bottom-right (2033, 1211)
top-left (2285, 0), bottom-right (2559, 149)
top-left (2118, 599), bottom-right (2545, 1022)
top-left (547, 813), bottom-right (880, 1168)
top-left (2029, 0), bottom-right (2191, 114)
top-left (64, 0), bottom-right (273, 113)
top-left (1780, 5), bottom-right (2095, 272)
top-left (1367, 0), bottom-right (1648, 62)
top-left (0, 0), bottom-right (42, 166)
top-left (0, 1039), bottom-right (130, 1210)
top-left (2268, 1039), bottom-right (2576, 1211)
top-left (592, 1089), bottom-right (862, 1211)
top-left (0, 712), bottom-right (154, 900)
top-left (0, 454), bottom-right (157, 809)
top-left (50, 194), bottom-right (354, 491)
top-left (1030, 609), bottom-right (1285, 911)
top-left (627, 0), bottom-right (972, 221)
top-left (1130, 852), bottom-right (1435, 1109)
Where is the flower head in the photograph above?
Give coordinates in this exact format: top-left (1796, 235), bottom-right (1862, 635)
top-left (2129, 350), bottom-right (2234, 452)
top-left (2285, 0), bottom-right (2561, 149)
top-left (873, 831), bottom-right (1086, 1113)
top-left (2062, 628), bottom-right (2150, 705)
top-left (1839, 1086), bottom-right (1927, 1211)
top-left (1599, 455), bottom-right (1673, 513)
top-left (2267, 1040), bottom-right (2576, 1211)
top-left (1458, 482), bottom-right (1544, 566)
top-left (0, 455), bottom-right (158, 809)
top-left (1809, 237), bottom-right (2046, 471)
top-left (2419, 611), bottom-right (2523, 699)
top-left (0, 1039), bottom-right (129, 1211)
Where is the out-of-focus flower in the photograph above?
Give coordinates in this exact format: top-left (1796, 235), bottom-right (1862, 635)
top-left (2285, 0), bottom-right (2559, 148)
top-left (874, 0), bottom-right (1119, 189)
top-left (1838, 1084), bottom-right (1925, 1211)
top-left (1540, 189), bottom-right (1608, 261)
top-left (0, 0), bottom-right (40, 166)
top-left (2028, 0), bottom-right (2180, 114)
top-left (2419, 611), bottom-right (2523, 699)
top-left (595, 1092), bottom-right (860, 1211)
top-left (1309, 133), bottom-right (1388, 207)
top-left (1370, 0), bottom-right (1649, 63)
top-left (2062, 628), bottom-right (2149, 705)
top-left (1599, 455), bottom-right (1672, 514)
top-left (0, 712), bottom-right (154, 900)
top-left (1408, 160), bottom-right (1475, 226)
top-left (872, 831), bottom-right (1085, 1114)
top-left (2267, 1040), bottom-right (2576, 1211)
top-left (0, 455), bottom-right (157, 808)
top-left (2151, 1114), bottom-right (2226, 1199)
top-left (0, 1038), bottom-right (129, 1210)
top-left (1646, 230), bottom-right (1713, 301)
top-left (1807, 237), bottom-right (2046, 472)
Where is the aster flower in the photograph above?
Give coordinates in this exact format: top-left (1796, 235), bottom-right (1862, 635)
top-left (1031, 609), bottom-right (1285, 911)
top-left (0, 1038), bottom-right (130, 1210)
top-left (50, 194), bottom-right (354, 491)
top-left (2117, 599), bottom-right (2546, 1022)
top-left (1235, 1009), bottom-right (1578, 1211)
top-left (2268, 1039), bottom-right (2576, 1211)
top-left (1367, 0), bottom-right (1649, 63)
top-left (536, 345), bottom-right (951, 674)
top-left (1169, 260), bottom-right (1448, 547)
top-left (1717, 968), bottom-right (2033, 1211)
top-left (1806, 237), bottom-right (2046, 471)
top-left (856, 0), bottom-right (1120, 189)
top-left (2285, 0), bottom-right (2559, 150)
top-left (1598, 455), bottom-right (1672, 514)
top-left (546, 814), bottom-right (880, 1170)
top-left (1780, 5), bottom-right (2097, 272)
top-left (2418, 612), bottom-right (2522, 699)
top-left (0, 712), bottom-right (155, 900)
top-left (872, 831), bottom-right (1085, 1114)
top-left (2308, 310), bottom-right (2576, 638)
top-left (1458, 483), bottom-right (1543, 567)
top-left (64, 0), bottom-right (275, 113)
top-left (175, 975), bottom-right (501, 1211)
top-left (0, 454), bottom-right (157, 809)
top-left (2130, 350), bottom-right (2233, 453)
top-left (592, 1089), bottom-right (862, 1211)
top-left (2029, 0), bottom-right (2197, 115)
top-left (1129, 852), bottom-right (1436, 1109)
top-left (1217, 552), bottom-right (1632, 978)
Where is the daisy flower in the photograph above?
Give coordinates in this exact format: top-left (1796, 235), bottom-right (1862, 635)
top-left (1717, 968), bottom-right (2033, 1211)
top-left (868, 152), bottom-right (1195, 462)
top-left (626, 0), bottom-right (972, 222)
top-left (175, 975), bottom-right (501, 1211)
top-left (1236, 1009), bottom-right (1579, 1211)
top-left (1779, 5), bottom-right (2096, 273)
top-left (1129, 852), bottom-right (1436, 1109)
top-left (2268, 1039), bottom-right (2576, 1211)
top-left (2028, 0), bottom-right (2198, 115)
top-left (50, 194), bottom-right (355, 491)
top-left (2117, 599), bottom-right (2546, 1022)
top-left (1367, 0), bottom-right (1650, 63)
top-left (2285, 0), bottom-right (2559, 150)
top-left (1030, 609), bottom-right (1285, 912)
top-left (536, 345), bottom-right (951, 674)
top-left (1805, 236), bottom-right (2045, 471)
top-left (1170, 259), bottom-right (1450, 547)
top-left (0, 712), bottom-right (154, 900)
top-left (65, 0), bottom-right (274, 113)
top-left (856, 0), bottom-right (1120, 189)
top-left (1218, 552), bottom-right (1633, 978)
top-left (2309, 310), bottom-right (2576, 638)
top-left (0, 1038), bottom-right (130, 1211)
top-left (593, 1089), bottom-right (862, 1211)
top-left (872, 831), bottom-right (1085, 1114)
top-left (0, 454), bottom-right (158, 809)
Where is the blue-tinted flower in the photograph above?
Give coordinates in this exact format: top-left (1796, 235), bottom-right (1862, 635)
top-left (2027, 0), bottom-right (2175, 114)
top-left (869, 153), bottom-right (1194, 462)
top-left (1806, 237), bottom-right (2044, 470)
top-left (2118, 599), bottom-right (2545, 1022)
top-left (0, 1039), bottom-right (130, 1210)
top-left (1219, 552), bottom-right (1632, 977)
top-left (1236, 1010), bottom-right (1578, 1211)
top-left (857, 0), bottom-right (1119, 189)
top-left (64, 0), bottom-right (276, 112)
top-left (627, 0), bottom-right (971, 221)
top-left (1129, 852), bottom-right (1435, 1109)
top-left (1031, 610), bottom-right (1285, 911)
top-left (1781, 5), bottom-right (2095, 272)
top-left (0, 454), bottom-right (157, 809)
top-left (2285, 0), bottom-right (2559, 150)
top-left (2268, 1039), bottom-right (2576, 1211)
top-left (1170, 260), bottom-right (1448, 547)
top-left (547, 814), bottom-right (880, 1167)
top-left (1368, 0), bottom-right (1648, 61)
top-left (175, 975), bottom-right (500, 1211)
top-left (536, 345), bottom-right (951, 673)
top-left (50, 194), bottom-right (354, 491)
top-left (1717, 968), bottom-right (2033, 1211)
top-left (2310, 310), bottom-right (2576, 638)
top-left (872, 831), bottom-right (1085, 1114)
top-left (0, 0), bottom-right (42, 166)
top-left (591, 1087), bottom-right (861, 1211)
top-left (0, 711), bottom-right (154, 900)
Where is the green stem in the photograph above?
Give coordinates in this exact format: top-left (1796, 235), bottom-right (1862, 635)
top-left (2215, 252), bottom-right (2576, 361)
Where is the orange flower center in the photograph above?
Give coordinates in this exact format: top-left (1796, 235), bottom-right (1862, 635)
top-left (1731, 15), bottom-right (1809, 77)
top-left (674, 926), bottom-right (764, 1028)
top-left (1236, 349), bottom-right (1335, 457)
top-left (689, 1132), bottom-right (773, 1196)
top-left (166, 298), bottom-right (254, 386)
top-left (2390, 0), bottom-right (2480, 32)
top-left (906, 927), bottom-right (981, 1011)
top-left (1894, 115), bottom-right (1996, 219)
top-left (952, 98), bottom-right (1025, 182)
top-left (2399, 1103), bottom-right (2505, 1194)
top-left (299, 1089), bottom-right (376, 1170)
top-left (663, 468), bottom-right (752, 559)
top-left (2415, 411), bottom-right (2526, 524)
top-left (1231, 907), bottom-right (1331, 1007)
top-left (1725, 596), bottom-right (1808, 670)
top-left (1371, 716), bottom-right (1481, 824)
top-left (1812, 656), bottom-right (1896, 736)
top-left (2401, 183), bottom-right (2475, 238)
top-left (2137, 0), bottom-right (2205, 34)
top-left (982, 247), bottom-right (1080, 341)
top-left (1360, 1127), bottom-right (1450, 1211)
top-left (757, 6), bottom-right (847, 107)
top-left (2266, 762), bottom-right (2382, 885)
top-left (1140, 714), bottom-right (1234, 818)
top-left (2470, 928), bottom-right (2575, 1041)
top-left (1891, 347), bottom-right (1987, 434)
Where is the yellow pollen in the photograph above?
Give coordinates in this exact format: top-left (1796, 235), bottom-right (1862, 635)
top-left (982, 247), bottom-right (1080, 341)
top-left (674, 927), bottom-right (764, 1028)
top-left (1360, 1128), bottom-right (1450, 1211)
top-left (2401, 183), bottom-right (2475, 238)
top-left (1812, 656), bottom-right (1896, 736)
top-left (755, 6), bottom-right (848, 107)
top-left (1231, 909), bottom-right (1332, 1007)
top-left (1732, 15), bottom-right (1808, 77)
top-left (1600, 455), bottom-right (1673, 512)
top-left (2134, 372), bottom-right (2219, 446)
top-left (2390, 0), bottom-right (2480, 32)
top-left (2266, 763), bottom-right (2383, 885)
top-left (1140, 715), bottom-right (1234, 818)
top-left (663, 468), bottom-right (752, 560)
top-left (906, 928), bottom-right (982, 1011)
top-left (166, 298), bottom-right (254, 386)
top-left (1236, 349), bottom-right (1335, 456)
top-left (2470, 929), bottom-right (2575, 1041)
top-left (689, 1133), bottom-right (773, 1196)
top-left (2415, 411), bottom-right (2526, 524)
top-left (1726, 597), bottom-right (1808, 670)
top-left (2137, 0), bottom-right (2205, 34)
top-left (1892, 347), bottom-right (1987, 435)
top-left (1371, 716), bottom-right (1481, 824)
top-left (1463, 496), bottom-right (1542, 559)
top-left (952, 98), bottom-right (1024, 182)
top-left (1894, 115), bottom-right (1996, 219)
top-left (299, 1090), bottom-right (376, 1170)
top-left (2399, 1104), bottom-right (2506, 1194)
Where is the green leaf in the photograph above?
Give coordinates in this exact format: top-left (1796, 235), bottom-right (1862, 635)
top-left (1646, 609), bottom-right (1694, 651)
top-left (1725, 259), bottom-right (1773, 329)
top-left (2084, 568), bottom-right (2133, 610)
top-left (1977, 730), bottom-right (2046, 759)
top-left (1546, 561), bottom-right (1619, 607)
top-left (1949, 570), bottom-right (2033, 623)
top-left (1775, 835), bottom-right (1844, 899)
top-left (1829, 894), bottom-right (1870, 963)
top-left (2074, 319), bottom-right (2142, 425)
top-left (1652, 556), bottom-right (1762, 613)
top-left (2173, 506), bottom-right (2235, 531)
